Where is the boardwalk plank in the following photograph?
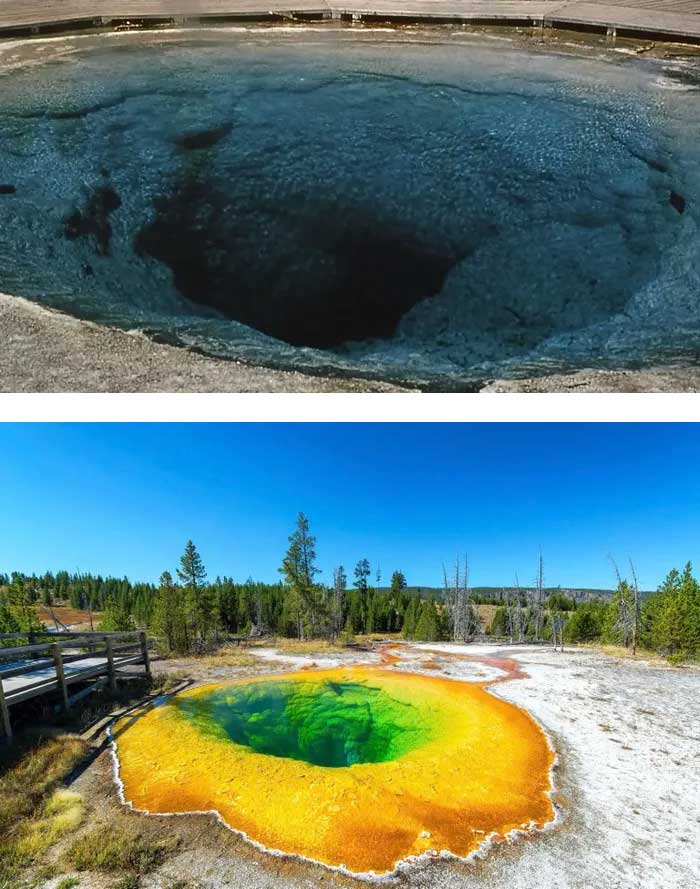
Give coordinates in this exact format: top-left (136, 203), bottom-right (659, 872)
top-left (2, 654), bottom-right (143, 702)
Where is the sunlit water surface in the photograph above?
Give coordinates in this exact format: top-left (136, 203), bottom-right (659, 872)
top-left (1, 27), bottom-right (700, 388)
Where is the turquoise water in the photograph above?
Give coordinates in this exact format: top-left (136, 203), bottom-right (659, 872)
top-left (174, 678), bottom-right (432, 767)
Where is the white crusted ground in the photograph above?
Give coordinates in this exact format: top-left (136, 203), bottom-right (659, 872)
top-left (404, 643), bottom-right (700, 889)
top-left (249, 647), bottom-right (382, 671)
top-left (45, 642), bottom-right (700, 889)
top-left (221, 642), bottom-right (700, 888)
top-left (244, 642), bottom-right (700, 889)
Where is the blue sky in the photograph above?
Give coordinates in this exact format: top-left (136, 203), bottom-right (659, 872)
top-left (0, 423), bottom-right (698, 590)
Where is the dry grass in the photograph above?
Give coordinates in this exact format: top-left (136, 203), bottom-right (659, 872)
top-left (66, 821), bottom-right (178, 875)
top-left (272, 638), bottom-right (351, 655)
top-left (477, 604), bottom-right (498, 632)
top-left (580, 643), bottom-right (669, 665)
top-left (195, 645), bottom-right (259, 668)
top-left (12, 789), bottom-right (84, 860)
top-left (0, 735), bottom-right (88, 889)
top-left (150, 669), bottom-right (192, 690)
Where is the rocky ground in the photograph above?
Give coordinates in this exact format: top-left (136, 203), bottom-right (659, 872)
top-left (482, 368), bottom-right (700, 392)
top-left (0, 293), bottom-right (407, 393)
top-left (5, 294), bottom-right (700, 392)
top-left (6, 291), bottom-right (700, 393)
top-left (34, 640), bottom-right (700, 889)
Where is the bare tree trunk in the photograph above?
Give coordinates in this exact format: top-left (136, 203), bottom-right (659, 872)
top-left (533, 553), bottom-right (545, 642)
top-left (609, 555), bottom-right (633, 648)
top-left (444, 554), bottom-right (477, 643)
top-left (48, 599), bottom-right (60, 633)
top-left (503, 587), bottom-right (513, 644)
top-left (514, 574), bottom-right (525, 643)
top-left (551, 613), bottom-right (565, 652)
top-left (629, 558), bottom-right (640, 657)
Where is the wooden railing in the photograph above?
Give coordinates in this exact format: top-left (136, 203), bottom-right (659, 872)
top-left (0, 630), bottom-right (151, 744)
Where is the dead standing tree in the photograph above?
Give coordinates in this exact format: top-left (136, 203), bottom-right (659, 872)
top-left (551, 611), bottom-right (566, 652)
top-left (609, 555), bottom-right (635, 649)
top-left (532, 552), bottom-right (545, 642)
top-left (510, 574), bottom-right (526, 643)
top-left (629, 558), bottom-right (641, 656)
top-left (502, 587), bottom-right (514, 643)
top-left (444, 554), bottom-right (479, 642)
top-left (502, 585), bottom-right (524, 643)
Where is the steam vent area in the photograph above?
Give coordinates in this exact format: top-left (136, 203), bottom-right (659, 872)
top-left (2, 1), bottom-right (700, 390)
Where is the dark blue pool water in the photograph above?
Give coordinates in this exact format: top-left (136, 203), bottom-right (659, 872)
top-left (1, 27), bottom-right (698, 388)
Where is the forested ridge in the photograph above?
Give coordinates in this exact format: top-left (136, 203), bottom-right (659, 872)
top-left (2, 513), bottom-right (699, 661)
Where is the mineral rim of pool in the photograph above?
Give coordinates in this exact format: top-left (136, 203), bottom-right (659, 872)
top-left (113, 667), bottom-right (555, 874)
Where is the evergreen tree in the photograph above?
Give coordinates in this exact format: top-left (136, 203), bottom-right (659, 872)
top-left (330, 566), bottom-right (347, 641)
top-left (216, 577), bottom-right (239, 634)
top-left (100, 595), bottom-right (135, 632)
top-left (390, 571), bottom-right (407, 595)
top-left (7, 581), bottom-right (44, 634)
top-left (0, 600), bottom-right (20, 636)
top-left (415, 598), bottom-right (441, 642)
top-left (280, 513), bottom-right (322, 639)
top-left (565, 601), bottom-right (607, 642)
top-left (152, 571), bottom-right (189, 653)
top-left (353, 558), bottom-right (371, 632)
top-left (403, 594), bottom-right (419, 639)
top-left (643, 563), bottom-right (700, 658)
top-left (177, 540), bottom-right (215, 649)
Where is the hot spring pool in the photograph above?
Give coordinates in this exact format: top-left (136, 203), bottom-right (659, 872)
top-left (112, 667), bottom-right (554, 875)
top-left (1, 26), bottom-right (699, 388)
top-left (174, 677), bottom-right (436, 767)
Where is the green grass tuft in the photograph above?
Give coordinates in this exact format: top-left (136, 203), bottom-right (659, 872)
top-left (113, 876), bottom-right (141, 889)
top-left (67, 823), bottom-right (177, 874)
top-left (0, 735), bottom-right (87, 889)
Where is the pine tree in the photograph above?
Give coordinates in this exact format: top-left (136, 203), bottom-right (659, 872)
top-left (330, 566), bottom-right (347, 641)
top-left (402, 594), bottom-right (419, 639)
top-left (152, 571), bottom-right (189, 653)
top-left (0, 600), bottom-right (20, 635)
top-left (353, 559), bottom-right (371, 632)
top-left (177, 540), bottom-right (215, 650)
top-left (7, 581), bottom-right (44, 634)
top-left (644, 563), bottom-right (700, 658)
top-left (280, 513), bottom-right (322, 639)
top-left (415, 598), bottom-right (440, 642)
top-left (100, 596), bottom-right (135, 632)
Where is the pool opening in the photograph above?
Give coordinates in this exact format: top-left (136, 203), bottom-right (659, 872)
top-left (174, 678), bottom-right (433, 767)
top-left (134, 175), bottom-right (461, 348)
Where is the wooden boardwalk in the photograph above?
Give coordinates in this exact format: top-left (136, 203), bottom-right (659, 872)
top-left (2, 0), bottom-right (700, 43)
top-left (0, 630), bottom-right (151, 743)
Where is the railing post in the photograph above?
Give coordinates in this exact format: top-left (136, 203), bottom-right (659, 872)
top-left (52, 643), bottom-right (70, 712)
top-left (0, 677), bottom-right (12, 744)
top-left (139, 631), bottom-right (152, 679)
top-left (104, 635), bottom-right (116, 693)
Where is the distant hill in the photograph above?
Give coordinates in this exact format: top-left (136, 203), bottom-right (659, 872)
top-left (378, 586), bottom-right (640, 602)
top-left (35, 603), bottom-right (102, 631)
